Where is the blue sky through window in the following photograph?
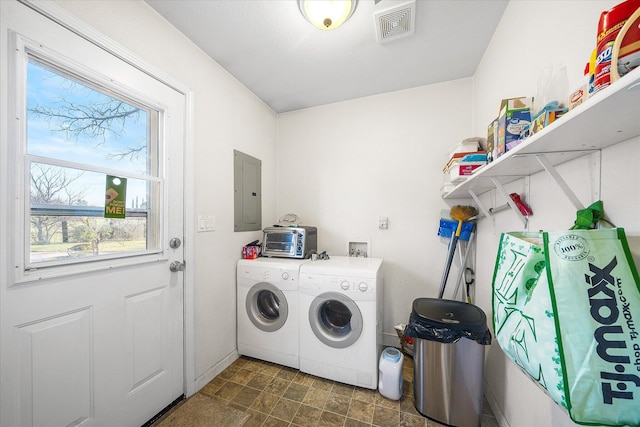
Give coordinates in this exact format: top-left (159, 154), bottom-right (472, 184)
top-left (27, 59), bottom-right (154, 208)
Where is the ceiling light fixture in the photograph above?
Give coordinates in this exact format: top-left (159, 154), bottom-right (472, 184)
top-left (298, 0), bottom-right (358, 31)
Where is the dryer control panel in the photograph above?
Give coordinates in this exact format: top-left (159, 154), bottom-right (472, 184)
top-left (338, 279), bottom-right (372, 293)
top-left (327, 276), bottom-right (376, 301)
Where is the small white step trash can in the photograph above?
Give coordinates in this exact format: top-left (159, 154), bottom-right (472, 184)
top-left (378, 347), bottom-right (404, 400)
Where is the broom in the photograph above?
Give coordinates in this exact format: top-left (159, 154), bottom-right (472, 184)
top-left (438, 205), bottom-right (477, 299)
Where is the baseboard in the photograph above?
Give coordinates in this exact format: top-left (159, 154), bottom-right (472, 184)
top-left (193, 349), bottom-right (239, 393)
top-left (483, 378), bottom-right (510, 427)
top-left (382, 331), bottom-right (400, 348)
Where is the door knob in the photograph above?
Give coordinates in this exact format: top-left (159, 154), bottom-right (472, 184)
top-left (170, 261), bottom-right (185, 272)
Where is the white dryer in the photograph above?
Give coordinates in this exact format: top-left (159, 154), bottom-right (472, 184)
top-left (237, 258), bottom-right (308, 369)
top-left (298, 256), bottom-right (383, 389)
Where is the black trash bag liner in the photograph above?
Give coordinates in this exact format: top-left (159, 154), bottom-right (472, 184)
top-left (403, 298), bottom-right (492, 345)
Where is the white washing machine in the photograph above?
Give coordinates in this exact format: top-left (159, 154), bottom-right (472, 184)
top-left (237, 258), bottom-right (308, 369)
top-left (298, 256), bottom-right (383, 389)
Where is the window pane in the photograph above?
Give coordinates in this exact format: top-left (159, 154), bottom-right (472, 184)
top-left (31, 216), bottom-right (150, 264)
top-left (29, 162), bottom-right (159, 265)
top-left (27, 58), bottom-right (152, 175)
top-left (25, 55), bottom-right (161, 268)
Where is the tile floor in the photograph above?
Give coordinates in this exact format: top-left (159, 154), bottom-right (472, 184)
top-left (192, 355), bottom-right (499, 427)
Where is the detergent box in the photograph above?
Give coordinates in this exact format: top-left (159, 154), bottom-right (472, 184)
top-left (497, 97), bottom-right (532, 157)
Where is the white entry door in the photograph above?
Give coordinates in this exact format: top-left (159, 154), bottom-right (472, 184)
top-left (0, 2), bottom-right (186, 426)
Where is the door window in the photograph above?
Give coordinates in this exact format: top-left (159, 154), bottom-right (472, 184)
top-left (25, 56), bottom-right (161, 268)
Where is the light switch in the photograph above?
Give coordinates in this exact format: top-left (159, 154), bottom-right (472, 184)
top-left (198, 215), bottom-right (216, 232)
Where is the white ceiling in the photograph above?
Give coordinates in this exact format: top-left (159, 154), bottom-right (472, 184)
top-left (144, 0), bottom-right (509, 113)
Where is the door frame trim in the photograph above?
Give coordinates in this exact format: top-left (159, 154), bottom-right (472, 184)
top-left (18, 0), bottom-right (197, 396)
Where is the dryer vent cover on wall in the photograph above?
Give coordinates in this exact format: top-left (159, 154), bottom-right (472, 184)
top-left (374, 1), bottom-right (415, 44)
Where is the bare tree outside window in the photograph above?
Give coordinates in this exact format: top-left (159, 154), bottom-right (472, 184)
top-left (30, 163), bottom-right (85, 244)
top-left (28, 87), bottom-right (146, 159)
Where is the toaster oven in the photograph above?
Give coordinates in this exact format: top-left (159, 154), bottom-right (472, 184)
top-left (262, 226), bottom-right (317, 259)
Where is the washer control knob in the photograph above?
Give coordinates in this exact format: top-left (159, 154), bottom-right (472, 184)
top-left (340, 281), bottom-right (350, 290)
top-left (358, 282), bottom-right (368, 292)
top-left (282, 272), bottom-right (290, 280)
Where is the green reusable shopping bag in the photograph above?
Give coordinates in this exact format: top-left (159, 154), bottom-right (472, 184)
top-left (492, 228), bottom-right (640, 426)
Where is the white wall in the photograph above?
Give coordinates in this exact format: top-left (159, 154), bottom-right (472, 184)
top-left (472, 1), bottom-right (640, 426)
top-left (277, 79), bottom-right (474, 346)
top-left (52, 0), bottom-right (278, 389)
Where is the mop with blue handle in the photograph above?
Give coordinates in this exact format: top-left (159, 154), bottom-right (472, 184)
top-left (438, 205), bottom-right (477, 299)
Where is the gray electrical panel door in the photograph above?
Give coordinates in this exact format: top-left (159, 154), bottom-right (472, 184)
top-left (234, 150), bottom-right (262, 231)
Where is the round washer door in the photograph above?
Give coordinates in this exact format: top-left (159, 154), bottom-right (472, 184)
top-left (246, 282), bottom-right (289, 332)
top-left (309, 291), bottom-right (362, 348)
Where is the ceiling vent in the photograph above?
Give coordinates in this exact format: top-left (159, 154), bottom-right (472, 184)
top-left (374, 1), bottom-right (416, 44)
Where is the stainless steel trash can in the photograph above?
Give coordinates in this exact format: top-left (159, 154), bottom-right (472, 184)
top-left (406, 298), bottom-right (491, 427)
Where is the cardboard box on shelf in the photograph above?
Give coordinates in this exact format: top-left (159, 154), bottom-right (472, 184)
top-left (569, 82), bottom-right (588, 110)
top-left (497, 97), bottom-right (532, 157)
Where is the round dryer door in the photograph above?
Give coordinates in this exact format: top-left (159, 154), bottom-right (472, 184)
top-left (246, 282), bottom-right (289, 332)
top-left (309, 291), bottom-right (362, 348)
